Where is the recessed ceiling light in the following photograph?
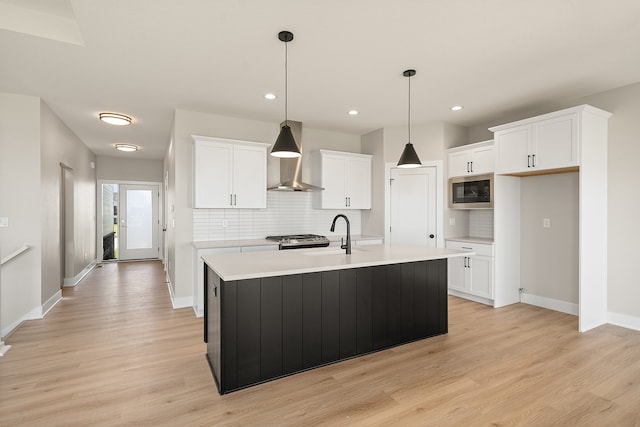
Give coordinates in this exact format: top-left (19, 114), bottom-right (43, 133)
top-left (348, 110), bottom-right (359, 116)
top-left (264, 93), bottom-right (277, 100)
top-left (115, 143), bottom-right (138, 152)
top-left (450, 105), bottom-right (464, 111)
top-left (99, 112), bottom-right (132, 125)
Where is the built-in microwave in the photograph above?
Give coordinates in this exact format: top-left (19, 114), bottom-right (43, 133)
top-left (448, 173), bottom-right (493, 209)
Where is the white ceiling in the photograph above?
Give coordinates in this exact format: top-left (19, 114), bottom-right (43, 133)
top-left (1, 0), bottom-right (640, 160)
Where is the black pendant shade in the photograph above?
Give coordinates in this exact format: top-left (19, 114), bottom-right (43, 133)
top-left (397, 69), bottom-right (422, 168)
top-left (271, 124), bottom-right (301, 158)
top-left (397, 142), bottom-right (422, 168)
top-left (271, 31), bottom-right (301, 158)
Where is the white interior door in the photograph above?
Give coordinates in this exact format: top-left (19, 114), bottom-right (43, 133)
top-left (119, 184), bottom-right (159, 260)
top-left (389, 167), bottom-right (437, 247)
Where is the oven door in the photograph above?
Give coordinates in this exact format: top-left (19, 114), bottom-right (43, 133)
top-left (448, 174), bottom-right (493, 208)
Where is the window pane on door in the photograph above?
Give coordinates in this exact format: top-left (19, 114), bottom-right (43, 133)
top-left (126, 189), bottom-right (153, 250)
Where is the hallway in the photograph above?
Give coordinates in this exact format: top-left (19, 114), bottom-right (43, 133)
top-left (2, 261), bottom-right (640, 426)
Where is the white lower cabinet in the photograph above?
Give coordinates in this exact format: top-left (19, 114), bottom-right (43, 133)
top-left (446, 240), bottom-right (494, 301)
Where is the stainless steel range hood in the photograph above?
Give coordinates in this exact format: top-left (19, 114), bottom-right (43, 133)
top-left (268, 120), bottom-right (323, 191)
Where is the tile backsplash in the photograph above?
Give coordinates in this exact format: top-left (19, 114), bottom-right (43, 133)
top-left (193, 191), bottom-right (361, 241)
top-left (469, 209), bottom-right (494, 239)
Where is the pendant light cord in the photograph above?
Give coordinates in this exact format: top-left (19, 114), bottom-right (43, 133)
top-left (408, 73), bottom-right (411, 143)
top-left (284, 39), bottom-right (288, 127)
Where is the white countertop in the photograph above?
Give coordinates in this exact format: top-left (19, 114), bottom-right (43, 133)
top-left (192, 235), bottom-right (383, 250)
top-left (202, 244), bottom-right (472, 281)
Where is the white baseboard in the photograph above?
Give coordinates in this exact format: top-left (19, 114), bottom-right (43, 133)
top-left (0, 341), bottom-right (11, 356)
top-left (1, 305), bottom-right (41, 339)
top-left (608, 311), bottom-right (640, 332)
top-left (63, 260), bottom-right (97, 287)
top-left (42, 289), bottom-right (62, 316)
top-left (521, 293), bottom-right (578, 316)
top-left (448, 289), bottom-right (494, 306)
top-left (166, 278), bottom-right (191, 309)
top-left (194, 306), bottom-right (204, 318)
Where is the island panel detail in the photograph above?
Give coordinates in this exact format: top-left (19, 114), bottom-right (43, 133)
top-left (206, 259), bottom-right (447, 394)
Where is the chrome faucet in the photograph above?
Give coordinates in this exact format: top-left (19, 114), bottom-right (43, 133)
top-left (330, 214), bottom-right (351, 254)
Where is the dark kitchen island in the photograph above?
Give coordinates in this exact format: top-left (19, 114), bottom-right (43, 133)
top-left (202, 244), bottom-right (470, 394)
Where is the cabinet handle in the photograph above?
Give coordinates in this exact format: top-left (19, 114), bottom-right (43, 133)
top-left (230, 194), bottom-right (233, 206)
top-left (464, 257), bottom-right (468, 268)
top-left (348, 197), bottom-right (351, 207)
top-left (470, 161), bottom-right (473, 173)
top-left (532, 154), bottom-right (536, 167)
top-left (468, 257), bottom-right (471, 269)
top-left (466, 162), bottom-right (470, 173)
top-left (345, 197), bottom-right (348, 207)
top-left (234, 194), bottom-right (237, 206)
top-left (527, 155), bottom-right (531, 168)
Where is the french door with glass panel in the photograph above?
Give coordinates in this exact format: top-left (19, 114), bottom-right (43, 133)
top-left (118, 184), bottom-right (159, 260)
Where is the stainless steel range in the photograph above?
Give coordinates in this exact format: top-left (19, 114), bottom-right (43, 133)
top-left (265, 234), bottom-right (331, 250)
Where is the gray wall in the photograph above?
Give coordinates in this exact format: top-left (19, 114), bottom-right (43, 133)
top-left (521, 173), bottom-right (579, 303)
top-left (361, 128), bottom-right (384, 236)
top-left (467, 82), bottom-right (640, 320)
top-left (0, 93), bottom-right (42, 336)
top-left (96, 156), bottom-right (163, 182)
top-left (166, 108), bottom-right (362, 304)
top-left (40, 101), bottom-right (96, 298)
top-left (0, 94), bottom-right (96, 337)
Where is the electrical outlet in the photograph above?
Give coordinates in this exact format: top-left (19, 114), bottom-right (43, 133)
top-left (0, 217), bottom-right (8, 227)
top-left (543, 218), bottom-right (551, 228)
top-left (222, 219), bottom-right (228, 228)
top-left (449, 217), bottom-right (455, 226)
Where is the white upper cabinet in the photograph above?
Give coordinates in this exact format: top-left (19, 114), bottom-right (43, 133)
top-left (313, 150), bottom-right (372, 209)
top-left (193, 135), bottom-right (269, 209)
top-left (491, 108), bottom-right (585, 175)
top-left (448, 140), bottom-right (494, 178)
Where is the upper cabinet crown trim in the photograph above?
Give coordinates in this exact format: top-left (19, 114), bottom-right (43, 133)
top-left (192, 134), bottom-right (271, 148)
top-left (488, 104), bottom-right (612, 133)
top-left (317, 149), bottom-right (372, 159)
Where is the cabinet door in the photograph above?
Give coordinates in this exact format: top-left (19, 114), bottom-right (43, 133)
top-left (345, 156), bottom-right (371, 209)
top-left (447, 256), bottom-right (467, 292)
top-left (321, 156), bottom-right (348, 208)
top-left (532, 113), bottom-right (578, 171)
top-left (448, 151), bottom-right (470, 177)
top-left (495, 125), bottom-right (531, 174)
top-left (469, 255), bottom-right (494, 299)
top-left (194, 141), bottom-right (233, 208)
top-left (469, 146), bottom-right (494, 175)
top-left (232, 144), bottom-right (267, 208)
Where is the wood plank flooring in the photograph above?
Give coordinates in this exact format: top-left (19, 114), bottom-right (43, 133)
top-left (1, 260), bottom-right (640, 426)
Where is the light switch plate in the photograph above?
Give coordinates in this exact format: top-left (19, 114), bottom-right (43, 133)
top-left (543, 218), bottom-right (551, 228)
top-left (0, 217), bottom-right (8, 227)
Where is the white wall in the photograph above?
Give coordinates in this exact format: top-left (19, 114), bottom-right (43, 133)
top-left (361, 128), bottom-right (384, 236)
top-left (0, 93), bottom-right (42, 338)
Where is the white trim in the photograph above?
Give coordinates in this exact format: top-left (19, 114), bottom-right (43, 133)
top-left (166, 279), bottom-right (191, 310)
top-left (521, 293), bottom-right (579, 316)
top-left (608, 311), bottom-right (640, 332)
top-left (63, 260), bottom-right (97, 287)
top-left (96, 179), bottom-right (164, 263)
top-left (0, 341), bottom-right (11, 357)
top-left (448, 289), bottom-right (494, 306)
top-left (42, 289), bottom-right (62, 316)
top-left (384, 160), bottom-right (444, 248)
top-left (1, 305), bottom-right (41, 339)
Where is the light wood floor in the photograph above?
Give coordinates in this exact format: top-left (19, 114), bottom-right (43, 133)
top-left (2, 261), bottom-right (640, 426)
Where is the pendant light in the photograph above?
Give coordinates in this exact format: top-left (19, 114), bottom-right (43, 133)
top-left (271, 31), bottom-right (301, 158)
top-left (397, 69), bottom-right (422, 168)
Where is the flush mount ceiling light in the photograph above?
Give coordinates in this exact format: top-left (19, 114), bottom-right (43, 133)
top-left (99, 112), bottom-right (132, 126)
top-left (114, 143), bottom-right (138, 152)
top-left (397, 69), bottom-right (422, 168)
top-left (264, 93), bottom-right (277, 100)
top-left (451, 105), bottom-right (464, 111)
top-left (348, 110), bottom-right (359, 116)
top-left (271, 30), bottom-right (301, 158)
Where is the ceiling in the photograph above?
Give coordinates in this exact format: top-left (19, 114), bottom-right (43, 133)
top-left (2, 0), bottom-right (640, 160)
